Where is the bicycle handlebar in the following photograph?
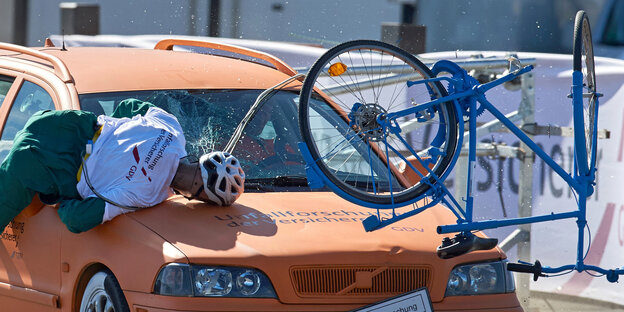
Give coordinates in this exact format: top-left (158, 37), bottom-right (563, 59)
top-left (507, 260), bottom-right (543, 281)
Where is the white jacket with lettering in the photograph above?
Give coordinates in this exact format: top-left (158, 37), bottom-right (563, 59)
top-left (76, 107), bottom-right (187, 223)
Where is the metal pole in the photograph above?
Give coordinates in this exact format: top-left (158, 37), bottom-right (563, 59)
top-left (188, 0), bottom-right (197, 36)
top-left (231, 0), bottom-right (240, 38)
top-left (15, 0), bottom-right (28, 45)
top-left (516, 70), bottom-right (535, 311)
top-left (209, 0), bottom-right (220, 37)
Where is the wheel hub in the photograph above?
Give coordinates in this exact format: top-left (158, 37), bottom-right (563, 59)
top-left (352, 103), bottom-right (387, 142)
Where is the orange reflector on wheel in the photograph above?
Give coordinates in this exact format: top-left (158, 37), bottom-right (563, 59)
top-left (328, 62), bottom-right (347, 76)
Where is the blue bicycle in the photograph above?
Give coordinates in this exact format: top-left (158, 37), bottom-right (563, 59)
top-left (298, 11), bottom-right (619, 282)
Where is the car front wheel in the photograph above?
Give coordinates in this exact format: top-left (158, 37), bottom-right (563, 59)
top-left (80, 270), bottom-right (130, 312)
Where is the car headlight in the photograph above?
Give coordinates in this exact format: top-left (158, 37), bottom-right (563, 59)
top-left (445, 261), bottom-right (515, 296)
top-left (154, 264), bottom-right (277, 298)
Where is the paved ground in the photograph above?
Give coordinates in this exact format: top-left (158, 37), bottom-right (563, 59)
top-left (524, 291), bottom-right (624, 312)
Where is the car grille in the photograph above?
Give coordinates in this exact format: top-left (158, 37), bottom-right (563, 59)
top-left (290, 265), bottom-right (432, 297)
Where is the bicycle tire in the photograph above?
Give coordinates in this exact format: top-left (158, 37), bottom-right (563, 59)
top-left (572, 10), bottom-right (598, 177)
top-left (299, 40), bottom-right (458, 207)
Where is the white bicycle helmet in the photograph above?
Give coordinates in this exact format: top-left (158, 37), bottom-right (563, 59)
top-left (199, 151), bottom-right (245, 206)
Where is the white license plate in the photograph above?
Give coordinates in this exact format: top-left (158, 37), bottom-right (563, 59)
top-left (353, 288), bottom-right (434, 312)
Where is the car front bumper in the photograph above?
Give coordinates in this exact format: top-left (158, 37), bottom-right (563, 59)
top-left (126, 291), bottom-right (522, 312)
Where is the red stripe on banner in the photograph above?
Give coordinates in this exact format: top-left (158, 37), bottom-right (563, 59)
top-left (559, 203), bottom-right (615, 295)
top-left (132, 145), bottom-right (140, 163)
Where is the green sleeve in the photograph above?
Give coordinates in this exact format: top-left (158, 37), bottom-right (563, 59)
top-left (0, 162), bottom-right (35, 230)
top-left (57, 197), bottom-right (105, 233)
top-left (111, 99), bottom-right (156, 118)
top-left (10, 110), bottom-right (98, 199)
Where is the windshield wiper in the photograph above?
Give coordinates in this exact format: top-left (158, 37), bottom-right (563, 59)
top-left (246, 175), bottom-right (309, 187)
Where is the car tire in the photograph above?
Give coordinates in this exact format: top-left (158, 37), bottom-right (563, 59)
top-left (79, 270), bottom-right (130, 312)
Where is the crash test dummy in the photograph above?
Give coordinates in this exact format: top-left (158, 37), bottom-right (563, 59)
top-left (0, 99), bottom-right (245, 233)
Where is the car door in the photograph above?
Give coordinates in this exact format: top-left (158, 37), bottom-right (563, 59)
top-left (0, 75), bottom-right (62, 311)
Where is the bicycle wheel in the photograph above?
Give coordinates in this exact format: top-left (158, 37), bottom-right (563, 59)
top-left (299, 40), bottom-right (458, 207)
top-left (572, 10), bottom-right (598, 176)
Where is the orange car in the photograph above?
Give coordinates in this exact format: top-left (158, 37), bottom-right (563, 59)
top-left (0, 39), bottom-right (522, 311)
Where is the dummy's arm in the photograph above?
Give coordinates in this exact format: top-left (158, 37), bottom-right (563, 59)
top-left (0, 166), bottom-right (37, 230)
top-left (111, 99), bottom-right (156, 118)
top-left (57, 197), bottom-right (105, 233)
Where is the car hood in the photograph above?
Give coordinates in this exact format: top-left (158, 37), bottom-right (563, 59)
top-left (128, 192), bottom-right (504, 303)
top-left (128, 192), bottom-right (501, 263)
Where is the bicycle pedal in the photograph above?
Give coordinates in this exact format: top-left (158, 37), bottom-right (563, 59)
top-left (437, 233), bottom-right (498, 259)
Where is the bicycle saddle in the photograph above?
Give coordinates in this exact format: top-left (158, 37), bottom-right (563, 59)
top-left (436, 232), bottom-right (498, 259)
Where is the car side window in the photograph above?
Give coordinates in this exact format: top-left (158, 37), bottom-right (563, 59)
top-left (0, 75), bottom-right (15, 106)
top-left (0, 80), bottom-right (55, 162)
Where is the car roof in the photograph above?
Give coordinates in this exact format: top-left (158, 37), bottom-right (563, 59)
top-left (6, 46), bottom-right (297, 94)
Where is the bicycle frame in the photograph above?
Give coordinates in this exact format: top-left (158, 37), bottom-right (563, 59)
top-left (380, 59), bottom-right (618, 278)
top-left (389, 65), bottom-right (588, 229)
top-left (298, 52), bottom-right (618, 278)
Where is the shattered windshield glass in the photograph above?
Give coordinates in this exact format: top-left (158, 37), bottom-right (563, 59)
top-left (79, 89), bottom-right (396, 190)
top-left (79, 89), bottom-right (308, 183)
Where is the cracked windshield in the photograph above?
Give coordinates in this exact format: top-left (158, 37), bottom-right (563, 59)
top-left (80, 90), bottom-right (310, 182)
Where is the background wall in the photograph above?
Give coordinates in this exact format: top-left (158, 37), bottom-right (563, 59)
top-left (3, 0), bottom-right (609, 54)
